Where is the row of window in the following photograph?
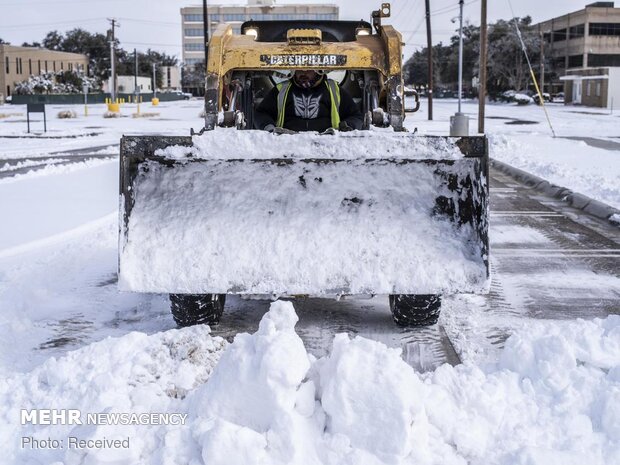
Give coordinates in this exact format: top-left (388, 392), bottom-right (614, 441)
top-left (5, 57), bottom-right (84, 75)
top-left (555, 53), bottom-right (620, 68)
top-left (589, 53), bottom-right (620, 67)
top-left (589, 22), bottom-right (620, 36)
top-left (184, 25), bottom-right (242, 37)
top-left (184, 43), bottom-right (204, 51)
top-left (184, 13), bottom-right (337, 22)
top-left (544, 22), bottom-right (620, 41)
top-left (585, 80), bottom-right (602, 98)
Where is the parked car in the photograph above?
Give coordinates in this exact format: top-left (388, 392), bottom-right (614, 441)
top-left (513, 93), bottom-right (534, 105)
top-left (499, 90), bottom-right (517, 102)
top-left (553, 92), bottom-right (565, 103)
top-left (165, 90), bottom-right (193, 100)
top-left (533, 92), bottom-right (552, 104)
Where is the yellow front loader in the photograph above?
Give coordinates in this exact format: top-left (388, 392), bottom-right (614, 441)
top-left (118, 4), bottom-right (489, 327)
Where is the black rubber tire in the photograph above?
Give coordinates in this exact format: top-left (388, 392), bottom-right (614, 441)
top-left (389, 294), bottom-right (441, 327)
top-left (169, 294), bottom-right (226, 327)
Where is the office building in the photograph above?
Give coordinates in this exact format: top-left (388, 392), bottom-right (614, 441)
top-left (536, 2), bottom-right (620, 106)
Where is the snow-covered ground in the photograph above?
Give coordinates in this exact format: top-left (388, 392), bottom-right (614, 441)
top-left (1, 98), bottom-right (619, 464)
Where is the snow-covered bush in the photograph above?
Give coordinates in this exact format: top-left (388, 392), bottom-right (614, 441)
top-left (132, 112), bottom-right (160, 118)
top-left (103, 111), bottom-right (121, 118)
top-left (13, 71), bottom-right (100, 95)
top-left (57, 110), bottom-right (77, 119)
top-left (513, 93), bottom-right (533, 105)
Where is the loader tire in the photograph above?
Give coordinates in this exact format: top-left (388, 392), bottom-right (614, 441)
top-left (389, 294), bottom-right (441, 327)
top-left (169, 294), bottom-right (226, 327)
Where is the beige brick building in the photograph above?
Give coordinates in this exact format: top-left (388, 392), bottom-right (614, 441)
top-left (0, 44), bottom-right (89, 100)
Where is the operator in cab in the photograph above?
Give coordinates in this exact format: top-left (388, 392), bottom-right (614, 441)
top-left (254, 69), bottom-right (363, 134)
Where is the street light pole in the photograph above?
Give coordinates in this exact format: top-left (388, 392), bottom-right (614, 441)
top-left (450, 0), bottom-right (469, 136)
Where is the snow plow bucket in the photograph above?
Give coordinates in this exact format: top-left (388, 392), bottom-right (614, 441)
top-left (119, 132), bottom-right (489, 296)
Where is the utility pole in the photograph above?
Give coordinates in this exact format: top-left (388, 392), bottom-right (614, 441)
top-left (539, 26), bottom-right (545, 95)
top-left (152, 63), bottom-right (157, 98)
top-left (107, 18), bottom-right (119, 103)
top-left (457, 0), bottom-right (464, 114)
top-left (424, 0), bottom-right (433, 120)
top-left (203, 0), bottom-right (209, 85)
top-left (134, 48), bottom-right (141, 114)
top-left (478, 0), bottom-right (488, 134)
top-left (134, 48), bottom-right (138, 96)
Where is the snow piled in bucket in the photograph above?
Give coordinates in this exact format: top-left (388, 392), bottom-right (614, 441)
top-left (119, 158), bottom-right (487, 294)
top-left (156, 129), bottom-right (466, 160)
top-left (2, 302), bottom-right (619, 465)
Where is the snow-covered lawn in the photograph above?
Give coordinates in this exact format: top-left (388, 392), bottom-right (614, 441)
top-left (1, 98), bottom-right (619, 464)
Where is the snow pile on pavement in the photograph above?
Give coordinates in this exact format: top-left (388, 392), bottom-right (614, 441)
top-left (156, 129), bottom-right (467, 160)
top-left (3, 301), bottom-right (619, 465)
top-left (490, 134), bottom-right (620, 210)
top-left (119, 156), bottom-right (487, 294)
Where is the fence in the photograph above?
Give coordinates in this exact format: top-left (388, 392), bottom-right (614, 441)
top-left (9, 93), bottom-right (188, 105)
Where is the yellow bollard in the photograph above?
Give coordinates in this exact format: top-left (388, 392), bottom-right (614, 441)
top-left (152, 98), bottom-right (159, 106)
top-left (107, 103), bottom-right (120, 113)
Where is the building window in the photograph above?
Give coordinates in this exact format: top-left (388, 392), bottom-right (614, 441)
top-left (553, 28), bottom-right (567, 41)
top-left (588, 54), bottom-right (620, 67)
top-left (595, 82), bottom-right (601, 97)
top-left (185, 28), bottom-right (204, 36)
top-left (5, 56), bottom-right (9, 74)
top-left (184, 14), bottom-right (203, 22)
top-left (45, 60), bottom-right (48, 72)
top-left (184, 43), bottom-right (204, 51)
top-left (568, 54), bottom-right (584, 68)
top-left (589, 22), bottom-right (620, 36)
top-left (29, 58), bottom-right (32, 75)
top-left (53, 61), bottom-right (56, 72)
top-left (223, 13), bottom-right (246, 21)
top-left (569, 24), bottom-right (584, 39)
top-left (38, 60), bottom-right (41, 74)
top-left (586, 81), bottom-right (591, 96)
top-left (185, 58), bottom-right (204, 65)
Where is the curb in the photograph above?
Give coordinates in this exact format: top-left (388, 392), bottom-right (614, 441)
top-left (490, 159), bottom-right (620, 227)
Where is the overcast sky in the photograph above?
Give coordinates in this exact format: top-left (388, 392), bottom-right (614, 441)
top-left (0, 0), bottom-right (589, 60)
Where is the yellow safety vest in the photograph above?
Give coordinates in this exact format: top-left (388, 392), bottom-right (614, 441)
top-left (276, 78), bottom-right (341, 129)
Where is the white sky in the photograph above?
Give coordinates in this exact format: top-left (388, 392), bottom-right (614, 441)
top-left (0, 0), bottom-right (590, 60)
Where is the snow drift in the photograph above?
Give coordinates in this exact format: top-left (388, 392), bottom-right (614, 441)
top-left (2, 301), bottom-right (619, 465)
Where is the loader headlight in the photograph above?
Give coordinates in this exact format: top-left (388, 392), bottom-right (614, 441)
top-left (356, 28), bottom-right (371, 36)
top-left (244, 27), bottom-right (258, 39)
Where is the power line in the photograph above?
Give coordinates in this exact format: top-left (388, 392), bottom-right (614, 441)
top-left (0, 18), bottom-right (105, 29)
